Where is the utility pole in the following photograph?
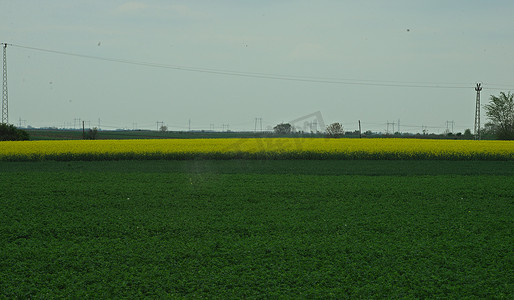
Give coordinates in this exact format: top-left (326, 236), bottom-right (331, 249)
top-left (358, 120), bottom-right (362, 138)
top-left (156, 121), bottom-right (164, 131)
top-left (188, 119), bottom-right (191, 131)
top-left (18, 117), bottom-right (26, 128)
top-left (446, 120), bottom-right (455, 134)
top-left (474, 83), bottom-right (482, 140)
top-left (386, 121), bottom-right (395, 135)
top-left (254, 117), bottom-right (262, 132)
top-left (2, 43), bottom-right (8, 124)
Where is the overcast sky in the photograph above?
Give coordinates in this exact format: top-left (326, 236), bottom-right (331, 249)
top-left (1, 0), bottom-right (513, 133)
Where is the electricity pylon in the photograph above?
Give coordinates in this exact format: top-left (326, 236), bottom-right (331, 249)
top-left (1, 43), bottom-right (8, 124)
top-left (474, 83), bottom-right (482, 140)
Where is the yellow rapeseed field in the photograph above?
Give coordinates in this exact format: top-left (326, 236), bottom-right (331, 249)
top-left (0, 138), bottom-right (513, 160)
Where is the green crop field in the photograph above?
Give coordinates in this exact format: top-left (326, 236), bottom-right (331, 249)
top-left (24, 129), bottom-right (300, 140)
top-left (1, 160), bottom-right (513, 298)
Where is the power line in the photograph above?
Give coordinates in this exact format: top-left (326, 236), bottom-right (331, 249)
top-left (7, 43), bottom-right (481, 89)
top-left (481, 84), bottom-right (514, 91)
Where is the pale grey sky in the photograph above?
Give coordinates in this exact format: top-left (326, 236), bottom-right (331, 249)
top-left (1, 0), bottom-right (513, 133)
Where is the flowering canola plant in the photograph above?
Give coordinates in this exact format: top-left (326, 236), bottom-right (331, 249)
top-left (0, 138), bottom-right (513, 161)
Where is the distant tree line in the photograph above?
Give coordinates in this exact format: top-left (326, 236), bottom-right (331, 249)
top-left (271, 92), bottom-right (513, 140)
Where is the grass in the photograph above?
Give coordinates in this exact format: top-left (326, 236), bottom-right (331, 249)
top-left (25, 129), bottom-right (289, 140)
top-left (1, 160), bottom-right (513, 298)
top-left (24, 128), bottom-right (493, 141)
top-left (1, 159), bottom-right (514, 175)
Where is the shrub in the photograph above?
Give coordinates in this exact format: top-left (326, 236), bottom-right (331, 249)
top-left (85, 127), bottom-right (98, 140)
top-left (273, 123), bottom-right (292, 134)
top-left (0, 123), bottom-right (29, 141)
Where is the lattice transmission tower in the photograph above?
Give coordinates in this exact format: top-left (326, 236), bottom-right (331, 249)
top-left (474, 83), bottom-right (482, 140)
top-left (1, 43), bottom-right (8, 124)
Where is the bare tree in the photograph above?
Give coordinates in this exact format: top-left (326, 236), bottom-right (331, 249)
top-left (326, 123), bottom-right (344, 137)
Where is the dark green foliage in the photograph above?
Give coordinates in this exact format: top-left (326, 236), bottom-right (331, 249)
top-left (2, 150), bottom-right (513, 162)
top-left (0, 160), bottom-right (512, 298)
top-left (485, 91), bottom-right (514, 140)
top-left (2, 160), bottom-right (513, 176)
top-left (0, 123), bottom-right (29, 141)
top-left (84, 127), bottom-right (98, 140)
top-left (273, 123), bottom-right (292, 134)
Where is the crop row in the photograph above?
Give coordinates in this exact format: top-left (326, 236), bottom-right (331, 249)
top-left (0, 138), bottom-right (513, 161)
